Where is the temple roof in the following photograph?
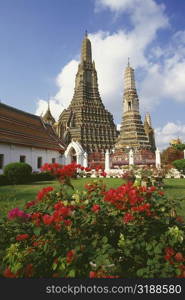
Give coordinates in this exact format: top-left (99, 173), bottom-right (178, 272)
top-left (0, 102), bottom-right (65, 151)
top-left (42, 103), bottom-right (55, 125)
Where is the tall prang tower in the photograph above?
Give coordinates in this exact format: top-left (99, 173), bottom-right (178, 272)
top-left (57, 32), bottom-right (117, 153)
top-left (115, 60), bottom-right (155, 151)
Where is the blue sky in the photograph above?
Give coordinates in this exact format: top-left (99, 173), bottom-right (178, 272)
top-left (1, 0), bottom-right (185, 149)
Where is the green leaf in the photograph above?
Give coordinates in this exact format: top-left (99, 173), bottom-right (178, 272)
top-left (52, 263), bottom-right (57, 271)
top-left (68, 269), bottom-right (75, 277)
top-left (33, 227), bottom-right (41, 236)
top-left (102, 236), bottom-right (108, 244)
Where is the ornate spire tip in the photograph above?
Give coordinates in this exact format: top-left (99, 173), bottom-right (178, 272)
top-left (128, 57), bottom-right (130, 67)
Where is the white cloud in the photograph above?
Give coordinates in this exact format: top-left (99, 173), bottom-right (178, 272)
top-left (35, 0), bottom-right (185, 136)
top-left (35, 60), bottom-right (78, 120)
top-left (35, 0), bottom-right (169, 122)
top-left (155, 122), bottom-right (185, 150)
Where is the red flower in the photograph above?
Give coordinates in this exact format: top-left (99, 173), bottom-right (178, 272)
top-left (123, 213), bottom-right (134, 224)
top-left (165, 247), bottom-right (175, 257)
top-left (42, 214), bottom-right (54, 225)
top-left (91, 204), bottom-right (101, 213)
top-left (25, 200), bottom-right (36, 208)
top-left (89, 271), bottom-right (97, 278)
top-left (158, 191), bottom-right (164, 196)
top-left (85, 167), bottom-right (91, 172)
top-left (101, 171), bottom-right (107, 177)
top-left (25, 264), bottom-right (33, 277)
top-left (66, 250), bottom-right (75, 264)
top-left (64, 219), bottom-right (72, 226)
top-left (16, 234), bottom-right (29, 241)
top-left (164, 247), bottom-right (175, 264)
top-left (3, 267), bottom-right (17, 278)
top-left (150, 186), bottom-right (156, 192)
top-left (174, 252), bottom-right (184, 262)
top-left (37, 186), bottom-right (54, 201)
top-left (59, 207), bottom-right (72, 217)
top-left (177, 265), bottom-right (185, 278)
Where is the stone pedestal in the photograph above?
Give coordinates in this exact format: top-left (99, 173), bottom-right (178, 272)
top-left (105, 149), bottom-right (110, 172)
top-left (83, 152), bottom-right (88, 168)
top-left (129, 149), bottom-right (134, 165)
top-left (155, 148), bottom-right (161, 168)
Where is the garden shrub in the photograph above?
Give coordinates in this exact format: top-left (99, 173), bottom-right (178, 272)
top-left (30, 172), bottom-right (55, 182)
top-left (4, 162), bottom-right (32, 184)
top-left (0, 174), bottom-right (10, 186)
top-left (0, 163), bottom-right (185, 278)
top-left (173, 159), bottom-right (185, 174)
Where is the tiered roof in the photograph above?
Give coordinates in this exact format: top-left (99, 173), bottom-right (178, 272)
top-left (0, 102), bottom-right (65, 152)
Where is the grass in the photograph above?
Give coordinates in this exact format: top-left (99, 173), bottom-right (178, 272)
top-left (0, 178), bottom-right (185, 218)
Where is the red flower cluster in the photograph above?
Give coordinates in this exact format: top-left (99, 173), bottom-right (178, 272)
top-left (177, 265), bottom-right (185, 278)
top-left (78, 166), bottom-right (91, 172)
top-left (42, 214), bottom-right (54, 225)
top-left (164, 248), bottom-right (184, 264)
top-left (164, 247), bottom-right (175, 263)
top-left (131, 203), bottom-right (151, 216)
top-left (66, 250), bottom-right (75, 264)
top-left (103, 183), bottom-right (155, 220)
top-left (89, 271), bottom-right (119, 278)
top-left (24, 264), bottom-right (34, 277)
top-left (37, 186), bottom-right (54, 201)
top-left (95, 165), bottom-right (104, 171)
top-left (91, 204), bottom-right (101, 213)
top-left (3, 267), bottom-right (17, 278)
top-left (40, 162), bottom-right (61, 173)
top-left (31, 212), bottom-right (43, 227)
top-left (25, 200), bottom-right (36, 208)
top-left (16, 234), bottom-right (29, 241)
top-left (123, 213), bottom-right (135, 224)
top-left (41, 162), bottom-right (80, 181)
top-left (104, 183), bottom-right (144, 209)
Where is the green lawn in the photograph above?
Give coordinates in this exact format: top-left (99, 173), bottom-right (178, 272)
top-left (0, 178), bottom-right (185, 218)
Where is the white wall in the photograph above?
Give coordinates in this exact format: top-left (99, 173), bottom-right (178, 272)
top-left (0, 143), bottom-right (63, 174)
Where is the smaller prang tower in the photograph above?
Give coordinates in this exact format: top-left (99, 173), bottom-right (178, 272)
top-left (115, 60), bottom-right (155, 151)
top-left (144, 112), bottom-right (156, 152)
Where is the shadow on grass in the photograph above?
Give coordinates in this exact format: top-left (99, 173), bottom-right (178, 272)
top-left (25, 181), bottom-right (56, 186)
top-left (165, 184), bottom-right (185, 190)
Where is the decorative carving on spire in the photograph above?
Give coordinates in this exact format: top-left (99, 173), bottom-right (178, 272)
top-left (144, 112), bottom-right (152, 127)
top-left (124, 62), bottom-right (136, 90)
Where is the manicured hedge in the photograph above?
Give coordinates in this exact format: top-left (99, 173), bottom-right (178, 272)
top-left (0, 174), bottom-right (10, 186)
top-left (30, 172), bottom-right (55, 182)
top-left (173, 159), bottom-right (185, 174)
top-left (4, 162), bottom-right (32, 184)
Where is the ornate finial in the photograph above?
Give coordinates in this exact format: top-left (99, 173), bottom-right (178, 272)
top-left (128, 57), bottom-right (130, 67)
top-left (85, 30), bottom-right (88, 37)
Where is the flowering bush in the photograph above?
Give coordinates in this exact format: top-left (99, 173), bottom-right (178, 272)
top-left (0, 163), bottom-right (185, 278)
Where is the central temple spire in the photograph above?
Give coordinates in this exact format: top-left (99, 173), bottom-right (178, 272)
top-left (57, 33), bottom-right (117, 153)
top-left (81, 31), bottom-right (92, 63)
